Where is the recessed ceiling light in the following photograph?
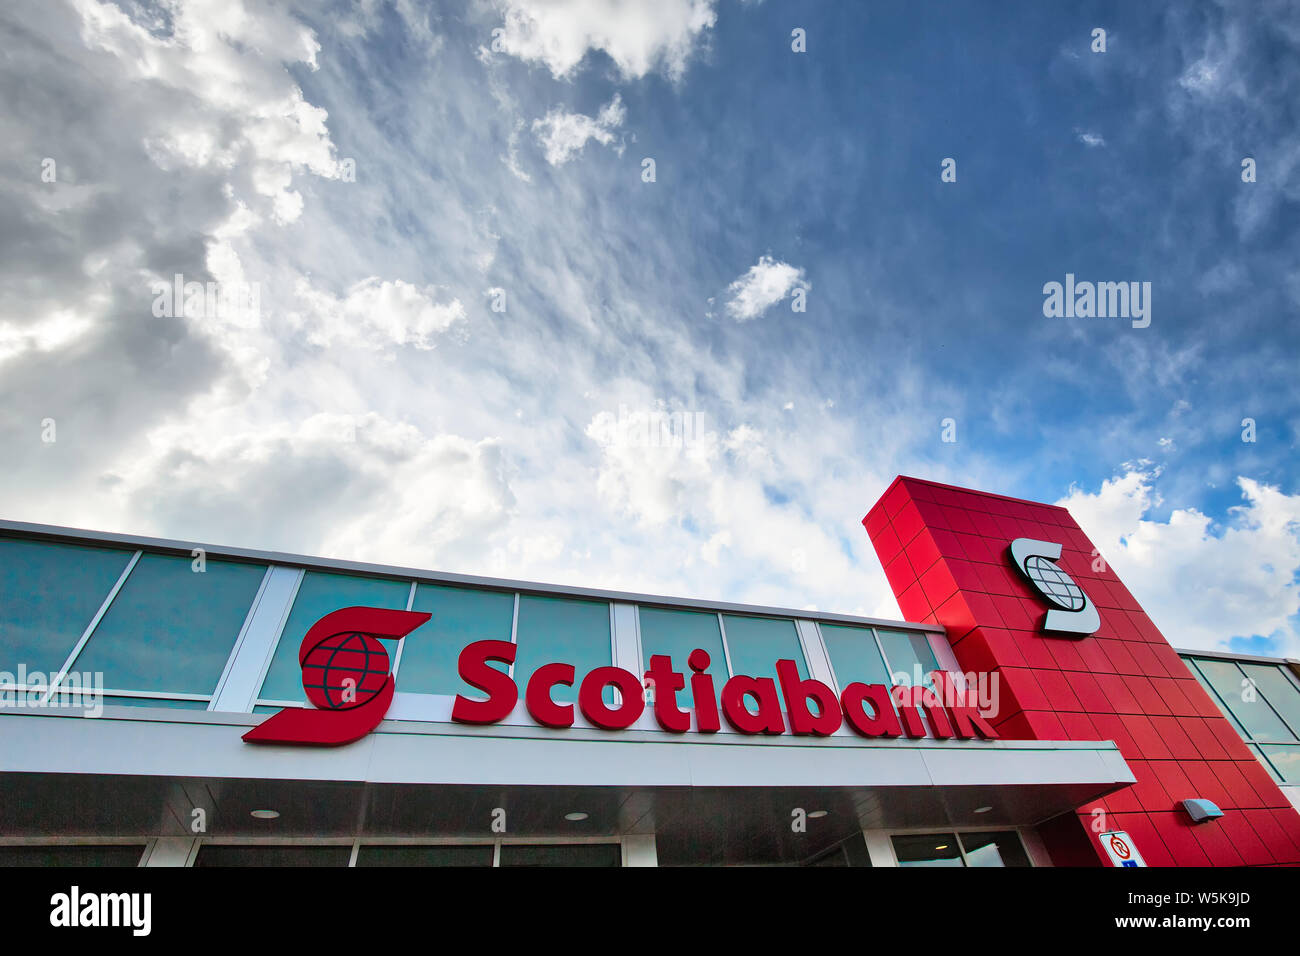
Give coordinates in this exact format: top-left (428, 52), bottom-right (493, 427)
top-left (564, 811), bottom-right (589, 822)
top-left (974, 806), bottom-right (993, 814)
top-left (250, 809), bottom-right (280, 820)
top-left (935, 844), bottom-right (949, 851)
top-left (808, 810), bottom-right (829, 819)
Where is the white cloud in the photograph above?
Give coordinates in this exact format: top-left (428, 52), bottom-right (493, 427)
top-left (1076, 130), bottom-right (1106, 148)
top-left (488, 0), bottom-right (718, 80)
top-left (1058, 469), bottom-right (1300, 657)
top-left (291, 277), bottom-right (467, 350)
top-left (532, 94), bottom-right (626, 166)
top-left (723, 255), bottom-right (808, 321)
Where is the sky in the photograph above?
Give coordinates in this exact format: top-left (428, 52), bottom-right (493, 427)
top-left (1, 0), bottom-right (1297, 658)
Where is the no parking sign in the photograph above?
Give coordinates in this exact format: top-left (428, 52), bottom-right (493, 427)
top-left (1100, 830), bottom-right (1146, 867)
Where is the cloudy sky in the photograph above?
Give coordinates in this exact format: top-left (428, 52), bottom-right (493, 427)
top-left (2, 0), bottom-right (1297, 657)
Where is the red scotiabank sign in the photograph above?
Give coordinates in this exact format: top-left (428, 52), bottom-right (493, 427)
top-left (244, 607), bottom-right (998, 747)
top-left (451, 640), bottom-right (998, 740)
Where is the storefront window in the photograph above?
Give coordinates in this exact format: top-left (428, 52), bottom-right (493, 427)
top-left (194, 844), bottom-right (353, 867)
top-left (892, 831), bottom-right (1030, 867)
top-left (399, 584), bottom-right (515, 696)
top-left (74, 553), bottom-right (266, 696)
top-left (892, 833), bottom-right (964, 867)
top-left (258, 572), bottom-right (411, 703)
top-left (498, 843), bottom-right (621, 867)
top-left (638, 607), bottom-right (728, 708)
top-left (513, 595), bottom-right (612, 706)
top-left (0, 538), bottom-right (135, 676)
top-left (720, 615), bottom-right (808, 686)
top-left (0, 844), bottom-right (146, 867)
top-left (355, 844), bottom-right (494, 866)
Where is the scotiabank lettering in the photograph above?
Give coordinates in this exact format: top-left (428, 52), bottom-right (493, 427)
top-left (450, 641), bottom-right (997, 740)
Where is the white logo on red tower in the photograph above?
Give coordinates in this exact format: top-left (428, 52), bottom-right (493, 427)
top-left (1008, 538), bottom-right (1100, 638)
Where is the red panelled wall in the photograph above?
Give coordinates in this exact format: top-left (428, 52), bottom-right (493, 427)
top-left (864, 475), bottom-right (1300, 867)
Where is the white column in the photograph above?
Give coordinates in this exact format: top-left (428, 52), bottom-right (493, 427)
top-left (142, 837), bottom-right (197, 867)
top-left (864, 830), bottom-right (897, 867)
top-left (623, 834), bottom-right (658, 867)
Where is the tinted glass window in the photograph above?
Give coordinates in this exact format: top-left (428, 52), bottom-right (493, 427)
top-left (0, 538), bottom-right (134, 676)
top-left (355, 844), bottom-right (494, 867)
top-left (1239, 664), bottom-right (1300, 739)
top-left (399, 584), bottom-right (514, 695)
top-left (820, 624), bottom-right (891, 689)
top-left (498, 843), bottom-right (621, 867)
top-left (720, 615), bottom-right (807, 686)
top-left (1259, 743), bottom-right (1300, 785)
top-left (959, 831), bottom-right (1031, 867)
top-left (0, 844), bottom-right (145, 867)
top-left (1194, 659), bottom-right (1295, 741)
top-left (892, 833), bottom-right (963, 867)
top-left (877, 630), bottom-right (940, 686)
top-left (74, 553), bottom-right (265, 695)
top-left (194, 844), bottom-right (352, 867)
top-left (259, 572), bottom-right (410, 703)
top-left (513, 596), bottom-right (612, 706)
top-left (638, 607), bottom-right (727, 708)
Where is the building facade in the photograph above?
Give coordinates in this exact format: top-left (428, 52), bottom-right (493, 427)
top-left (0, 476), bottom-right (1297, 866)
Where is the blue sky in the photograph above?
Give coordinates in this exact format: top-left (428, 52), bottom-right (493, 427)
top-left (1, 0), bottom-right (1297, 656)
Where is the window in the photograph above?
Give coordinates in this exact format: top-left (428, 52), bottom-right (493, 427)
top-left (1183, 655), bottom-right (1300, 785)
top-left (637, 607), bottom-right (728, 708)
top-left (73, 553), bottom-right (266, 698)
top-left (512, 595), bottom-right (612, 706)
top-left (355, 844), bottom-right (494, 867)
top-left (258, 571), bottom-right (411, 704)
top-left (398, 584), bottom-right (514, 696)
top-left (0, 538), bottom-right (135, 676)
top-left (892, 831), bottom-right (1030, 867)
top-left (497, 843), bottom-right (621, 867)
top-left (194, 844), bottom-right (353, 867)
top-left (876, 629), bottom-right (940, 687)
top-left (0, 844), bottom-right (146, 867)
top-left (820, 624), bottom-right (894, 688)
top-left (720, 615), bottom-right (808, 685)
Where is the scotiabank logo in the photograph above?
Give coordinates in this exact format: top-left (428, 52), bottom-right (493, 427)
top-left (1008, 538), bottom-right (1100, 637)
top-left (242, 606), bottom-right (431, 746)
top-left (244, 609), bottom-right (999, 746)
top-left (451, 641), bottom-right (997, 741)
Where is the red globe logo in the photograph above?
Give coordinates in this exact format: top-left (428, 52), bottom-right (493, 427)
top-left (301, 631), bottom-right (392, 710)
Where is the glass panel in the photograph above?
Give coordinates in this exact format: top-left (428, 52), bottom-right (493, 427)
top-left (1239, 664), bottom-right (1300, 740)
top-left (820, 623), bottom-right (891, 689)
top-left (355, 844), bottom-right (495, 867)
top-left (258, 572), bottom-right (410, 703)
top-left (498, 843), bottom-right (621, 867)
top-left (0, 538), bottom-right (135, 676)
top-left (637, 607), bottom-right (727, 709)
top-left (194, 845), bottom-right (352, 867)
top-left (1187, 660), bottom-right (1249, 737)
top-left (73, 554), bottom-right (265, 695)
top-left (102, 696), bottom-right (211, 710)
top-left (1195, 659), bottom-right (1294, 742)
top-left (959, 831), bottom-right (1031, 867)
top-left (877, 630), bottom-right (940, 687)
top-left (892, 833), bottom-right (963, 867)
top-left (0, 845), bottom-right (146, 867)
top-left (513, 595), bottom-right (612, 707)
top-left (1259, 744), bottom-right (1300, 785)
top-left (720, 615), bottom-right (807, 686)
top-left (399, 584), bottom-right (514, 696)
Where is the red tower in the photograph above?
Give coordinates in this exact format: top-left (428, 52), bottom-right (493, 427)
top-left (864, 476), bottom-right (1300, 866)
